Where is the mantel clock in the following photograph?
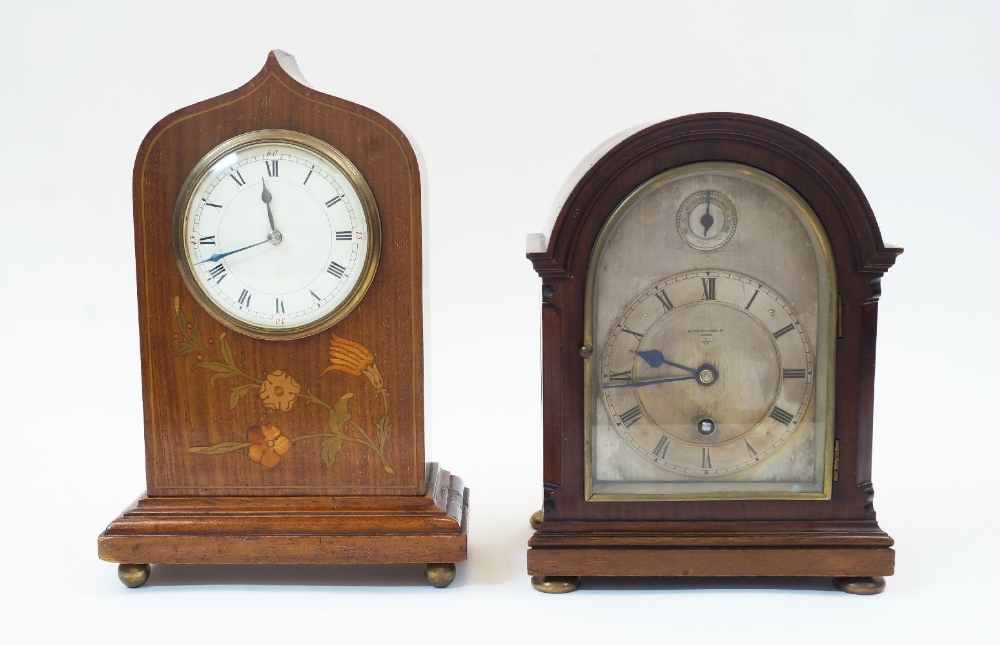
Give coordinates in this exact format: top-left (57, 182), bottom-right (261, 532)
top-left (98, 51), bottom-right (468, 588)
top-left (526, 113), bottom-right (899, 594)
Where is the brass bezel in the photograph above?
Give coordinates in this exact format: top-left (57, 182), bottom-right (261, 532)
top-left (583, 162), bottom-right (838, 502)
top-left (173, 129), bottom-right (381, 341)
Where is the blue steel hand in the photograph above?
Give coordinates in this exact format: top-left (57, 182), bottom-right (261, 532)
top-left (195, 238), bottom-right (271, 264)
top-left (632, 350), bottom-right (697, 374)
top-left (603, 374), bottom-right (697, 389)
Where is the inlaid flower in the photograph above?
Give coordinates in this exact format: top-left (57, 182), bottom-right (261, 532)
top-left (247, 424), bottom-right (292, 469)
top-left (322, 335), bottom-right (375, 378)
top-left (362, 363), bottom-right (383, 389)
top-left (258, 369), bottom-right (300, 412)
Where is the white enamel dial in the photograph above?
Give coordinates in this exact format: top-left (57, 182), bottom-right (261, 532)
top-left (175, 130), bottom-right (380, 339)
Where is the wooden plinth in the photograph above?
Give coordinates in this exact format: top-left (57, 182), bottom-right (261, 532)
top-left (528, 520), bottom-right (893, 580)
top-left (99, 463), bottom-right (467, 569)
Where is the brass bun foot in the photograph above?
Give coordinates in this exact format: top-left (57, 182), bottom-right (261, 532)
top-left (834, 575), bottom-right (886, 595)
top-left (117, 563), bottom-right (151, 588)
top-left (424, 563), bottom-right (457, 588)
top-left (529, 509), bottom-right (543, 530)
top-left (531, 575), bottom-right (580, 594)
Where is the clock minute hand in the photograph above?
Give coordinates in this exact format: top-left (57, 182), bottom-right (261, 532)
top-left (632, 350), bottom-right (697, 374)
top-left (195, 238), bottom-right (271, 264)
top-left (604, 374), bottom-right (697, 389)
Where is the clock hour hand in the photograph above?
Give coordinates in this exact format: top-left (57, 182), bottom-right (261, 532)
top-left (632, 350), bottom-right (697, 374)
top-left (604, 374), bottom-right (697, 389)
top-left (195, 238), bottom-right (271, 264)
top-left (261, 180), bottom-right (276, 232)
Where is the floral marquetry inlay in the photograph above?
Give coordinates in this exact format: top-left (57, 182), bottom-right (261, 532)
top-left (174, 297), bottom-right (395, 473)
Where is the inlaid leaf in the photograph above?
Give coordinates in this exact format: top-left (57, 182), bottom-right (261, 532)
top-left (376, 415), bottom-right (392, 448)
top-left (195, 361), bottom-right (237, 373)
top-left (174, 342), bottom-right (196, 357)
top-left (229, 383), bottom-right (256, 409)
top-left (219, 333), bottom-right (236, 366)
top-left (328, 392), bottom-right (354, 433)
top-left (188, 442), bottom-right (251, 455)
top-left (210, 371), bottom-right (238, 386)
top-left (321, 437), bottom-right (344, 468)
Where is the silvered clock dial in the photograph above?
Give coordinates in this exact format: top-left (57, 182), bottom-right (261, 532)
top-left (600, 270), bottom-right (814, 476)
top-left (586, 162), bottom-right (836, 500)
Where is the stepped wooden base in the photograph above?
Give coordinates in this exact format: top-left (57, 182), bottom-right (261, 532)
top-left (99, 463), bottom-right (468, 587)
top-left (528, 520), bottom-right (893, 593)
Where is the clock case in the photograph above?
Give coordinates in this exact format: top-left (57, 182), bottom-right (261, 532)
top-left (98, 52), bottom-right (467, 586)
top-left (527, 113), bottom-right (900, 591)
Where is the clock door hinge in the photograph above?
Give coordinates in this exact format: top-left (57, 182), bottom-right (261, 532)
top-left (837, 294), bottom-right (843, 338)
top-left (833, 439), bottom-right (841, 482)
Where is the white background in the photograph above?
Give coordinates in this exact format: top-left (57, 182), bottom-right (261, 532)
top-left (2, 1), bottom-right (997, 642)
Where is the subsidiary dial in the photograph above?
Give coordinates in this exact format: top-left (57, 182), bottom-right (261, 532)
top-left (676, 190), bottom-right (737, 251)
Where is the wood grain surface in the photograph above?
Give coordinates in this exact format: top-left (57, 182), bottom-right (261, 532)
top-left (133, 52), bottom-right (425, 496)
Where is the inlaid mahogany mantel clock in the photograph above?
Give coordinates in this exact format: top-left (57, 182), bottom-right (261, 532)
top-left (526, 113), bottom-right (900, 594)
top-left (98, 51), bottom-right (468, 588)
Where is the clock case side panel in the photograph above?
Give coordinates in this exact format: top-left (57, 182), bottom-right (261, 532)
top-left (527, 113), bottom-right (902, 526)
top-left (131, 52), bottom-right (426, 496)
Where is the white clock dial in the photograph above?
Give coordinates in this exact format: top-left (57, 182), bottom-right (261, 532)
top-left (175, 130), bottom-right (380, 339)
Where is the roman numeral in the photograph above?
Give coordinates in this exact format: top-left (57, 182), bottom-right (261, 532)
top-left (652, 436), bottom-right (670, 459)
top-left (327, 261), bottom-right (346, 278)
top-left (769, 406), bottom-right (795, 426)
top-left (654, 289), bottom-right (674, 311)
top-left (773, 323), bottom-right (795, 339)
top-left (275, 298), bottom-right (285, 314)
top-left (745, 439), bottom-right (758, 457)
top-left (238, 289), bottom-right (251, 308)
top-left (229, 170), bottom-right (246, 187)
top-left (310, 290), bottom-right (321, 301)
top-left (783, 368), bottom-right (806, 379)
top-left (745, 290), bottom-right (759, 310)
top-left (303, 165), bottom-right (314, 185)
top-left (701, 277), bottom-right (716, 300)
top-left (608, 370), bottom-right (632, 382)
top-left (619, 406), bottom-right (643, 428)
top-left (208, 264), bottom-right (226, 283)
top-left (199, 235), bottom-right (216, 245)
top-left (702, 448), bottom-right (712, 469)
top-left (325, 195), bottom-right (342, 208)
top-left (265, 160), bottom-right (278, 177)
top-left (336, 230), bottom-right (352, 241)
top-left (202, 199), bottom-right (222, 208)
top-left (621, 326), bottom-right (644, 340)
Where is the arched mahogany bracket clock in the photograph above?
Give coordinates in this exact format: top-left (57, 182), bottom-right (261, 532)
top-left (98, 51), bottom-right (468, 589)
top-left (526, 113), bottom-right (900, 594)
